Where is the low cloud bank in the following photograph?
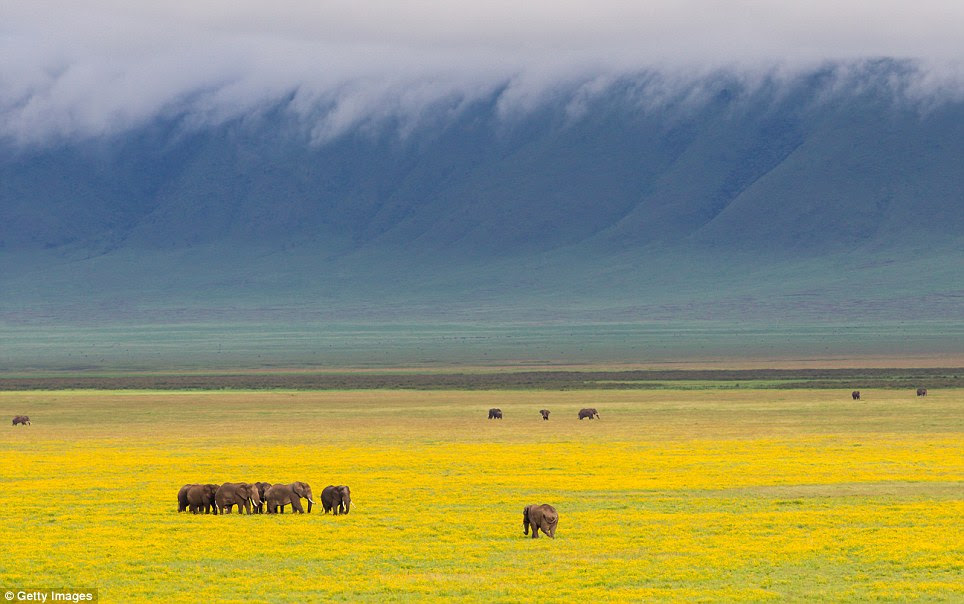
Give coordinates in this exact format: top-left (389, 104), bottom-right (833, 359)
top-left (3, 1), bottom-right (964, 144)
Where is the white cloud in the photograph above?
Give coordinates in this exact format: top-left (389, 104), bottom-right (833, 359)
top-left (2, 1), bottom-right (963, 144)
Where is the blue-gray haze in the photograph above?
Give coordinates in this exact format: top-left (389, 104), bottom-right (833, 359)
top-left (1, 2), bottom-right (963, 368)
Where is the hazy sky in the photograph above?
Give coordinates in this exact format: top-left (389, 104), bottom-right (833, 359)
top-left (3, 1), bottom-right (964, 144)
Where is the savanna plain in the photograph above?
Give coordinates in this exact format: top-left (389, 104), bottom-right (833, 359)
top-left (1, 381), bottom-right (962, 602)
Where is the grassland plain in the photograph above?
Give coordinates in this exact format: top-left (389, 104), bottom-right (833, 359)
top-left (0, 388), bottom-right (961, 602)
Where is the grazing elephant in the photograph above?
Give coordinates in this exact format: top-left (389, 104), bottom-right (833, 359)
top-left (523, 504), bottom-right (558, 539)
top-left (488, 408), bottom-right (503, 419)
top-left (578, 408), bottom-right (599, 420)
top-left (215, 482), bottom-right (262, 514)
top-left (252, 482), bottom-right (272, 513)
top-left (187, 484), bottom-right (220, 514)
top-left (321, 485), bottom-right (351, 515)
top-left (852, 391), bottom-right (860, 400)
top-left (12, 415), bottom-right (30, 426)
top-left (917, 387), bottom-right (927, 397)
top-left (265, 481), bottom-right (314, 514)
top-left (540, 409), bottom-right (550, 420)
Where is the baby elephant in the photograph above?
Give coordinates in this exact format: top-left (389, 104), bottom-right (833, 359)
top-left (523, 504), bottom-right (558, 539)
top-left (488, 408), bottom-right (503, 419)
top-left (12, 415), bottom-right (30, 426)
top-left (851, 391), bottom-right (860, 400)
top-left (539, 409), bottom-right (550, 420)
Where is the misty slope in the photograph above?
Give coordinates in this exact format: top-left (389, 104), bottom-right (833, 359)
top-left (1, 65), bottom-right (963, 325)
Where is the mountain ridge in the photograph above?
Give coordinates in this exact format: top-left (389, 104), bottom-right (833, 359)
top-left (2, 64), bottom-right (962, 336)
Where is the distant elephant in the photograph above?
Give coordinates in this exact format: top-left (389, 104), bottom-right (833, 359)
top-left (187, 484), bottom-right (220, 514)
top-left (578, 408), bottom-right (599, 420)
top-left (488, 408), bottom-right (503, 419)
top-left (321, 485), bottom-right (351, 515)
top-left (852, 391), bottom-right (860, 400)
top-left (265, 481), bottom-right (314, 514)
top-left (12, 415), bottom-right (30, 426)
top-left (523, 504), bottom-right (558, 539)
top-left (540, 410), bottom-right (550, 420)
top-left (215, 482), bottom-right (262, 514)
top-left (253, 482), bottom-right (272, 513)
top-left (917, 387), bottom-right (927, 396)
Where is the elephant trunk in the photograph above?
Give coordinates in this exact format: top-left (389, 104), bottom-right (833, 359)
top-left (307, 499), bottom-right (313, 513)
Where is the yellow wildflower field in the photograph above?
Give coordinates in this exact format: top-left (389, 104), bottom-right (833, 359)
top-left (1, 388), bottom-right (961, 601)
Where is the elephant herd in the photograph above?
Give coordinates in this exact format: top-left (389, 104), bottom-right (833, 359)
top-left (487, 408), bottom-right (599, 420)
top-left (178, 481), bottom-right (555, 538)
top-left (177, 481), bottom-right (351, 516)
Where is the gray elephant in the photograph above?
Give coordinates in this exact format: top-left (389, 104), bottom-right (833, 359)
top-left (215, 482), bottom-right (262, 514)
top-left (177, 484), bottom-right (193, 512)
top-left (540, 409), bottom-right (550, 420)
top-left (321, 485), bottom-right (351, 515)
top-left (12, 415), bottom-right (30, 426)
top-left (265, 481), bottom-right (314, 514)
top-left (578, 408), bottom-right (599, 420)
top-left (187, 484), bottom-right (220, 514)
top-left (488, 408), bottom-right (503, 419)
top-left (917, 387), bottom-right (927, 396)
top-left (523, 504), bottom-right (558, 539)
top-left (252, 482), bottom-right (272, 513)
top-left (851, 391), bottom-right (860, 400)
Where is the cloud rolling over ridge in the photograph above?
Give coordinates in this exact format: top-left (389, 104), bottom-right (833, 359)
top-left (2, 1), bottom-right (964, 144)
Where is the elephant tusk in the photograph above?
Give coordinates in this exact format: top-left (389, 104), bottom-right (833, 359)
top-left (308, 499), bottom-right (315, 504)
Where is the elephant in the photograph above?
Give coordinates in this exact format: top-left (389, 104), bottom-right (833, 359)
top-left (265, 481), bottom-right (314, 514)
top-left (488, 408), bottom-right (503, 419)
top-left (523, 504), bottom-right (558, 539)
top-left (321, 485), bottom-right (351, 515)
top-left (12, 415), bottom-right (30, 426)
top-left (187, 484), bottom-right (220, 514)
top-left (851, 391), bottom-right (860, 400)
top-left (252, 482), bottom-right (272, 513)
top-left (917, 387), bottom-right (927, 397)
top-left (177, 484), bottom-right (193, 512)
top-left (215, 482), bottom-right (262, 514)
top-left (540, 409), bottom-right (550, 420)
top-left (578, 408), bottom-right (599, 420)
